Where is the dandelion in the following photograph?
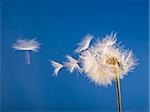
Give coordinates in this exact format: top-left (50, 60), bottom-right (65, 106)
top-left (12, 38), bottom-right (40, 65)
top-left (51, 33), bottom-right (137, 112)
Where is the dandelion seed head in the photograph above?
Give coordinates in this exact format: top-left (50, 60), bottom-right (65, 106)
top-left (80, 33), bottom-right (136, 85)
top-left (12, 38), bottom-right (40, 52)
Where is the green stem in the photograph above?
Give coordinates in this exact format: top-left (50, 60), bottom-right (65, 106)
top-left (114, 67), bottom-right (122, 112)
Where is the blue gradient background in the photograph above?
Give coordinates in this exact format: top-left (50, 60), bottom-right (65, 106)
top-left (1, 0), bottom-right (149, 111)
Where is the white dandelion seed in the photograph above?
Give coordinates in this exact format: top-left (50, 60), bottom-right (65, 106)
top-left (12, 38), bottom-right (40, 65)
top-left (74, 34), bottom-right (93, 53)
top-left (51, 33), bottom-right (137, 112)
top-left (63, 55), bottom-right (82, 73)
top-left (51, 61), bottom-right (63, 76)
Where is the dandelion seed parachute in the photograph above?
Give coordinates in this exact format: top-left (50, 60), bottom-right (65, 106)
top-left (51, 61), bottom-right (63, 76)
top-left (74, 34), bottom-right (93, 53)
top-left (12, 38), bottom-right (40, 65)
top-left (63, 55), bottom-right (82, 73)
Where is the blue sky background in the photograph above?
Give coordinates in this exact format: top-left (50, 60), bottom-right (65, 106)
top-left (1, 0), bottom-right (149, 111)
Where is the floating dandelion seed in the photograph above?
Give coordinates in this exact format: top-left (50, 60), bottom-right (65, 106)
top-left (12, 38), bottom-right (40, 65)
top-left (63, 55), bottom-right (83, 73)
top-left (74, 34), bottom-right (93, 53)
top-left (51, 33), bottom-right (137, 112)
top-left (51, 60), bottom-right (63, 76)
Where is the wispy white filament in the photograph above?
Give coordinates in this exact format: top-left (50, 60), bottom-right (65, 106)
top-left (51, 33), bottom-right (137, 86)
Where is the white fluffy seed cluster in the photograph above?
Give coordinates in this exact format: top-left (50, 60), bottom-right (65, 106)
top-left (51, 33), bottom-right (137, 86)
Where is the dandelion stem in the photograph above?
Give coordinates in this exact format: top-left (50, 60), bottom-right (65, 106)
top-left (114, 66), bottom-right (122, 112)
top-left (25, 50), bottom-right (30, 65)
